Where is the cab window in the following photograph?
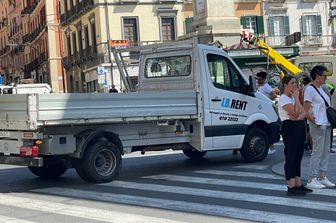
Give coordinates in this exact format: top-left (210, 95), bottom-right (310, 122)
top-left (144, 55), bottom-right (191, 78)
top-left (207, 53), bottom-right (243, 92)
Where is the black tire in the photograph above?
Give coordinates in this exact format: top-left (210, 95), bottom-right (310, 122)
top-left (183, 148), bottom-right (207, 159)
top-left (76, 140), bottom-right (121, 183)
top-left (28, 164), bottom-right (67, 178)
top-left (240, 128), bottom-right (269, 162)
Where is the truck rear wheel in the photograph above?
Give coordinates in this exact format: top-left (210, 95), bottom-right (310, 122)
top-left (76, 140), bottom-right (121, 183)
top-left (240, 128), bottom-right (269, 162)
top-left (28, 164), bottom-right (67, 178)
top-left (183, 148), bottom-right (207, 159)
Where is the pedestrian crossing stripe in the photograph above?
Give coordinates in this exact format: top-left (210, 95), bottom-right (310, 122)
top-left (0, 215), bottom-right (36, 223)
top-left (193, 170), bottom-right (283, 180)
top-left (4, 169), bottom-right (336, 223)
top-left (0, 193), bottom-right (187, 223)
top-left (32, 184), bottom-right (335, 223)
top-left (232, 164), bottom-right (268, 170)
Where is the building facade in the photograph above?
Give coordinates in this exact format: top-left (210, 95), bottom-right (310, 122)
top-left (263, 0), bottom-right (333, 54)
top-left (21, 0), bottom-right (64, 92)
top-left (0, 0), bottom-right (24, 84)
top-left (0, 0), bottom-right (64, 92)
top-left (60, 0), bottom-right (185, 93)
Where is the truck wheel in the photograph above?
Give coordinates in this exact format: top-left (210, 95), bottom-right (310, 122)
top-left (76, 140), bottom-right (121, 183)
top-left (28, 164), bottom-right (67, 178)
top-left (183, 148), bottom-right (207, 159)
top-left (240, 128), bottom-right (269, 163)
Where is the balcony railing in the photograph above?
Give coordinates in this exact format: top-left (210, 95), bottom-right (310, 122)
top-left (60, 0), bottom-right (94, 25)
top-left (24, 53), bottom-right (48, 73)
top-left (24, 24), bottom-right (47, 43)
top-left (263, 35), bottom-right (335, 48)
top-left (21, 0), bottom-right (42, 15)
top-left (62, 45), bottom-right (98, 69)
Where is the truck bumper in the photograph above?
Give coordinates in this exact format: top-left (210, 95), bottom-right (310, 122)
top-left (269, 120), bottom-right (281, 144)
top-left (0, 156), bottom-right (43, 167)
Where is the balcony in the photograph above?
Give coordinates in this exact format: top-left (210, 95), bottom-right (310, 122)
top-left (63, 46), bottom-right (98, 69)
top-left (25, 24), bottom-right (47, 43)
top-left (301, 36), bottom-right (323, 46)
top-left (24, 53), bottom-right (48, 73)
top-left (61, 0), bottom-right (95, 25)
top-left (21, 0), bottom-right (42, 15)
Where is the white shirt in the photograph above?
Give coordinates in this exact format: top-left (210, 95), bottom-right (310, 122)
top-left (278, 94), bottom-right (295, 121)
top-left (258, 83), bottom-right (273, 99)
top-left (304, 85), bottom-right (330, 126)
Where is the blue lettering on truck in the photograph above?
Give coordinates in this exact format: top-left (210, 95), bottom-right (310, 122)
top-left (221, 98), bottom-right (248, 111)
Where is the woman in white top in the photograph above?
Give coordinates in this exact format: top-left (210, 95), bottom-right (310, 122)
top-left (278, 75), bottom-right (311, 196)
top-left (303, 65), bottom-right (335, 189)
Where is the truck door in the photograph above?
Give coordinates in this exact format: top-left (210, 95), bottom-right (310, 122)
top-left (203, 51), bottom-right (251, 150)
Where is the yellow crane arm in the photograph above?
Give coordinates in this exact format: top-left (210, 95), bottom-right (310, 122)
top-left (252, 38), bottom-right (302, 78)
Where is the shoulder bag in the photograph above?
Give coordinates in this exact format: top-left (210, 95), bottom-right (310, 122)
top-left (311, 84), bottom-right (336, 128)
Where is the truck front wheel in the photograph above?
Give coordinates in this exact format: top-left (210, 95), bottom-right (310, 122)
top-left (240, 128), bottom-right (269, 162)
top-left (183, 148), bottom-right (207, 159)
top-left (76, 140), bottom-right (121, 183)
top-left (28, 164), bottom-right (67, 178)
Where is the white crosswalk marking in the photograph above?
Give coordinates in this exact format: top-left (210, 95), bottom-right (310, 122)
top-left (232, 164), bottom-right (268, 170)
top-left (143, 174), bottom-right (287, 191)
top-left (0, 215), bottom-right (36, 223)
top-left (193, 169), bottom-right (283, 179)
top-left (33, 186), bottom-right (335, 223)
top-left (3, 168), bottom-right (336, 223)
top-left (0, 193), bottom-right (186, 223)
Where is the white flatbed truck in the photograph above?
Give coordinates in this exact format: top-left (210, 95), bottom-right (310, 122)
top-left (0, 40), bottom-right (280, 183)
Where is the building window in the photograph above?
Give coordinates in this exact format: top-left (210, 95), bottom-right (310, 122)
top-left (90, 21), bottom-right (97, 47)
top-left (77, 26), bottom-right (83, 51)
top-left (72, 32), bottom-right (77, 53)
top-left (122, 18), bottom-right (138, 46)
top-left (240, 16), bottom-right (264, 35)
top-left (268, 16), bottom-right (289, 36)
top-left (300, 15), bottom-right (322, 36)
top-left (161, 18), bottom-right (175, 42)
top-left (84, 25), bottom-right (89, 48)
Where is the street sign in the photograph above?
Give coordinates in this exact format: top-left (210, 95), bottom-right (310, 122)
top-left (108, 40), bottom-right (129, 47)
top-left (97, 66), bottom-right (105, 75)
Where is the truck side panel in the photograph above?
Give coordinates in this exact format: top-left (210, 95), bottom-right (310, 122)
top-left (0, 91), bottom-right (198, 130)
top-left (0, 94), bottom-right (34, 130)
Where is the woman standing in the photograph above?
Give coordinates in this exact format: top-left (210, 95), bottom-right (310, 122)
top-left (303, 65), bottom-right (335, 189)
top-left (278, 75), bottom-right (313, 196)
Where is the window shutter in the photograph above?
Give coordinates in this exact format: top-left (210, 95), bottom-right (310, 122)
top-left (256, 16), bottom-right (264, 35)
top-left (240, 16), bottom-right (247, 28)
top-left (268, 16), bottom-right (274, 36)
top-left (284, 16), bottom-right (290, 35)
top-left (316, 15), bottom-right (322, 35)
top-left (301, 16), bottom-right (308, 36)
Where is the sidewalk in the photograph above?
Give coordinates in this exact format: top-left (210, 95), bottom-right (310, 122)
top-left (272, 150), bottom-right (336, 183)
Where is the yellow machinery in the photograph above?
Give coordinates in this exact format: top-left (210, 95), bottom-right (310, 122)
top-left (247, 37), bottom-right (302, 78)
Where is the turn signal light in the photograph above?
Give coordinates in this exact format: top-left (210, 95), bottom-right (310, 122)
top-left (20, 146), bottom-right (39, 157)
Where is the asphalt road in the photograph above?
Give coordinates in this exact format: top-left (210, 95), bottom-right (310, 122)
top-left (0, 146), bottom-right (335, 223)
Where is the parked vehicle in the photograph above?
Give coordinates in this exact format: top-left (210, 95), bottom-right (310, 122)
top-left (0, 39), bottom-right (280, 183)
top-left (0, 83), bottom-right (51, 94)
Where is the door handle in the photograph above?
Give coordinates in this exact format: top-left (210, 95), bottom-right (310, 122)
top-left (211, 98), bottom-right (221, 102)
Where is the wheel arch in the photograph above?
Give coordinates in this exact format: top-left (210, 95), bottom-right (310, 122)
top-left (76, 129), bottom-right (123, 158)
top-left (247, 120), bottom-right (271, 145)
